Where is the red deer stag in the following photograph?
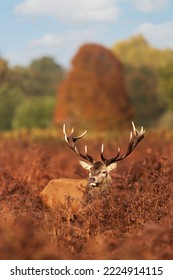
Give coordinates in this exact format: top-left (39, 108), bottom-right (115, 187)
top-left (63, 122), bottom-right (145, 191)
top-left (40, 122), bottom-right (145, 210)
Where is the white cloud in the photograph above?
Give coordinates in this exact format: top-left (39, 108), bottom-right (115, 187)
top-left (14, 0), bottom-right (120, 23)
top-left (30, 28), bottom-right (106, 48)
top-left (23, 28), bottom-right (108, 67)
top-left (132, 0), bottom-right (168, 12)
top-left (134, 21), bottom-right (173, 48)
top-left (31, 34), bottom-right (64, 47)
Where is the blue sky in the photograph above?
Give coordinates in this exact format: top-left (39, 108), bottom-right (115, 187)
top-left (0, 0), bottom-right (173, 68)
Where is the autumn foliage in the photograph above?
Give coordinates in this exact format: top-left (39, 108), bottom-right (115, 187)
top-left (55, 44), bottom-right (133, 131)
top-left (0, 130), bottom-right (173, 259)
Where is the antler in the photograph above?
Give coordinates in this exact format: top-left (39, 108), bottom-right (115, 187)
top-left (101, 122), bottom-right (145, 166)
top-left (63, 124), bottom-right (94, 163)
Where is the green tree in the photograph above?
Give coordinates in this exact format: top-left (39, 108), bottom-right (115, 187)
top-left (0, 84), bottom-right (24, 130)
top-left (112, 35), bottom-right (172, 126)
top-left (28, 56), bottom-right (64, 96)
top-left (13, 96), bottom-right (55, 129)
top-left (0, 55), bottom-right (64, 130)
top-left (0, 58), bottom-right (9, 83)
top-left (159, 60), bottom-right (173, 110)
top-left (8, 57), bottom-right (64, 97)
top-left (127, 66), bottom-right (164, 126)
top-left (113, 35), bottom-right (173, 69)
top-left (12, 57), bottom-right (65, 96)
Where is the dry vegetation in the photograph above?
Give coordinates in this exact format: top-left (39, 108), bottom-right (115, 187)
top-left (0, 129), bottom-right (173, 259)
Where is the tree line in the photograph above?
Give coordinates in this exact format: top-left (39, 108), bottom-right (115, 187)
top-left (1, 35), bottom-right (173, 131)
top-left (112, 35), bottom-right (173, 128)
top-left (0, 57), bottom-right (64, 130)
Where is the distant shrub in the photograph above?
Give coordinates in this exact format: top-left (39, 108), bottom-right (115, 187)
top-left (0, 84), bottom-right (24, 130)
top-left (157, 111), bottom-right (173, 129)
top-left (13, 97), bottom-right (55, 129)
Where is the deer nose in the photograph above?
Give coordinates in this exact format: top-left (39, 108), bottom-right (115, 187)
top-left (89, 177), bottom-right (96, 184)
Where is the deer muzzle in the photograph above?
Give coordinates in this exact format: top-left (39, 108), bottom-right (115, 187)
top-left (88, 177), bottom-right (99, 187)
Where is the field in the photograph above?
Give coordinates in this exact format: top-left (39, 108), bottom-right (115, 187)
top-left (0, 128), bottom-right (173, 260)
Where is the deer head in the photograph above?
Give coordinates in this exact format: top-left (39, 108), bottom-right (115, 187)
top-left (63, 122), bottom-right (145, 189)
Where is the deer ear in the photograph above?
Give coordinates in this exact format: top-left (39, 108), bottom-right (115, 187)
top-left (79, 160), bottom-right (92, 170)
top-left (106, 162), bottom-right (117, 172)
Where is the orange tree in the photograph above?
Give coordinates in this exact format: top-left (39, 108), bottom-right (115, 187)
top-left (54, 43), bottom-right (133, 132)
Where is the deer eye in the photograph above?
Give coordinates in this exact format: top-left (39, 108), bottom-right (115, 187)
top-left (102, 170), bottom-right (107, 175)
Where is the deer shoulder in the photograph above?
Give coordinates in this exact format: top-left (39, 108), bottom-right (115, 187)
top-left (39, 178), bottom-right (87, 212)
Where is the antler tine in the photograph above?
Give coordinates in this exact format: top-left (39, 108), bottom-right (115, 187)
top-left (85, 145), bottom-right (88, 154)
top-left (101, 143), bottom-right (121, 165)
top-left (84, 145), bottom-right (93, 162)
top-left (101, 143), bottom-right (107, 164)
top-left (63, 124), bottom-right (93, 163)
top-left (115, 121), bottom-right (145, 161)
top-left (74, 129), bottom-right (87, 141)
top-left (101, 122), bottom-right (145, 166)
